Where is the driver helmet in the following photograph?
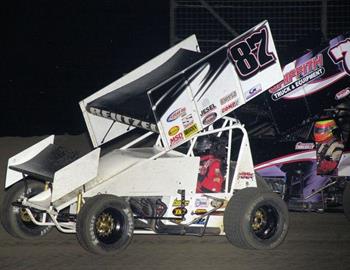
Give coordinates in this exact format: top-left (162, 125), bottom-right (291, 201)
top-left (193, 136), bottom-right (213, 156)
top-left (313, 119), bottom-right (337, 143)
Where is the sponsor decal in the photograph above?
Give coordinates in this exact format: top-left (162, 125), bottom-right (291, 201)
top-left (245, 84), bottom-right (262, 100)
top-left (220, 92), bottom-right (237, 105)
top-left (173, 207), bottom-right (187, 216)
top-left (172, 199), bottom-right (190, 207)
top-left (269, 54), bottom-right (324, 99)
top-left (170, 132), bottom-right (184, 147)
top-left (200, 104), bottom-right (217, 117)
top-left (238, 172), bottom-right (253, 180)
top-left (221, 101), bottom-right (238, 114)
top-left (269, 54), bottom-right (324, 93)
top-left (192, 209), bottom-right (208, 215)
top-left (88, 107), bottom-right (158, 132)
top-left (167, 108), bottom-right (186, 122)
top-left (168, 126), bottom-right (180, 136)
top-left (271, 67), bottom-right (325, 101)
top-left (184, 124), bottom-right (199, 138)
top-left (194, 218), bottom-right (206, 225)
top-left (195, 197), bottom-right (208, 207)
top-left (335, 87), bottom-right (350, 100)
top-left (295, 142), bottom-right (315, 150)
top-left (202, 112), bottom-right (217, 126)
top-left (182, 114), bottom-right (194, 128)
top-left (170, 219), bottom-right (183, 224)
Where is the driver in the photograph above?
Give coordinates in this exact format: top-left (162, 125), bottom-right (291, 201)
top-left (194, 136), bottom-right (226, 193)
top-left (314, 119), bottom-right (344, 175)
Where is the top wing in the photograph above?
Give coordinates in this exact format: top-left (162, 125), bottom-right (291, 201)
top-left (81, 21), bottom-right (283, 149)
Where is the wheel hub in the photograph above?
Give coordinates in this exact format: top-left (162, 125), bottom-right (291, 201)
top-left (96, 213), bottom-right (115, 237)
top-left (251, 209), bottom-right (265, 231)
top-left (19, 208), bottom-right (31, 223)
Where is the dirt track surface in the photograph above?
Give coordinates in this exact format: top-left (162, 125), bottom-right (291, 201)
top-left (1, 212), bottom-right (350, 270)
top-left (1, 136), bottom-right (350, 270)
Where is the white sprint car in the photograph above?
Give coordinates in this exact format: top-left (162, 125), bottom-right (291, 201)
top-left (1, 21), bottom-right (289, 254)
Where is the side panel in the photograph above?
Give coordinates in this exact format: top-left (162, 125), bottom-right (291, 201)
top-left (5, 135), bottom-right (54, 189)
top-left (51, 148), bottom-right (100, 202)
top-left (84, 156), bottom-right (199, 197)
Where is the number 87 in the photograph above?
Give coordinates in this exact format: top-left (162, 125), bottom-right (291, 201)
top-left (228, 27), bottom-right (276, 80)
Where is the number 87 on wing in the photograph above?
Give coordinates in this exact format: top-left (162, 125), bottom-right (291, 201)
top-left (227, 21), bottom-right (283, 102)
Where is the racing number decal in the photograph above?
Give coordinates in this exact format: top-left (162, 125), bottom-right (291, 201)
top-left (329, 39), bottom-right (350, 75)
top-left (228, 27), bottom-right (276, 80)
top-left (230, 42), bottom-right (259, 77)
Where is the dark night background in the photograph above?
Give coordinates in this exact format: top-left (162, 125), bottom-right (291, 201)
top-left (2, 1), bottom-right (348, 137)
top-left (1, 1), bottom-right (170, 136)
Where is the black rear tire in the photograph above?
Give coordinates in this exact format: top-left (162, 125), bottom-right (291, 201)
top-left (0, 180), bottom-right (52, 239)
top-left (76, 194), bottom-right (134, 255)
top-left (224, 187), bottom-right (289, 249)
top-left (343, 182), bottom-right (350, 221)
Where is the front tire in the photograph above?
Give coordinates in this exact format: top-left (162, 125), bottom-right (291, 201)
top-left (0, 179), bottom-right (52, 239)
top-left (224, 187), bottom-right (289, 249)
top-left (76, 194), bottom-right (134, 255)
